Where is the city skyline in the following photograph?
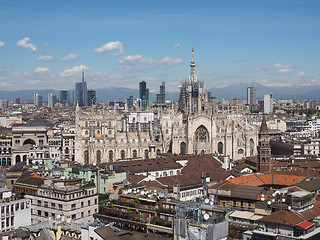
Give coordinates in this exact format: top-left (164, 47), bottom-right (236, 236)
top-left (0, 0), bottom-right (319, 93)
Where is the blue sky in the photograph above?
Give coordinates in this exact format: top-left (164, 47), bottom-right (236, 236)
top-left (0, 0), bottom-right (319, 92)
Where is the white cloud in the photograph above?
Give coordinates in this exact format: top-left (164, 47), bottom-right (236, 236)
top-left (16, 37), bottom-right (37, 52)
top-left (277, 68), bottom-right (293, 74)
top-left (60, 53), bottom-right (79, 62)
top-left (118, 55), bottom-right (182, 68)
top-left (34, 67), bottom-right (50, 73)
top-left (297, 71), bottom-right (305, 76)
top-left (171, 43), bottom-right (181, 48)
top-left (60, 65), bottom-right (90, 78)
top-left (38, 55), bottom-right (54, 62)
top-left (93, 41), bottom-right (125, 55)
top-left (0, 41), bottom-right (5, 48)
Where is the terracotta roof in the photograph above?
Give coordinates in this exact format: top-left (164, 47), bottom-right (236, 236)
top-left (107, 157), bottom-right (182, 173)
top-left (209, 180), bottom-right (237, 191)
top-left (297, 221), bottom-right (314, 230)
top-left (156, 173), bottom-right (203, 189)
top-left (231, 185), bottom-right (266, 200)
top-left (227, 173), bottom-right (306, 187)
top-left (259, 210), bottom-right (306, 226)
top-left (14, 171), bottom-right (45, 187)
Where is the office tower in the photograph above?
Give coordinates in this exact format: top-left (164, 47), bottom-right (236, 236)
top-left (247, 87), bottom-right (257, 112)
top-left (127, 96), bottom-right (133, 109)
top-left (34, 94), bottom-right (43, 107)
top-left (48, 93), bottom-right (57, 108)
top-left (0, 99), bottom-right (8, 108)
top-left (60, 90), bottom-right (74, 107)
top-left (264, 94), bottom-right (273, 114)
top-left (87, 90), bottom-right (96, 106)
top-left (16, 98), bottom-right (21, 104)
top-left (156, 82), bottom-right (166, 107)
top-left (139, 81), bottom-right (149, 108)
top-left (75, 70), bottom-right (88, 107)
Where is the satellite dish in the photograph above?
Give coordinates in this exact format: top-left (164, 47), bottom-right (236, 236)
top-left (204, 213), bottom-right (210, 221)
top-left (137, 189), bottom-right (140, 193)
top-left (133, 190), bottom-right (137, 194)
top-left (141, 191), bottom-right (145, 195)
top-left (288, 206), bottom-right (292, 210)
top-left (205, 198), bottom-right (210, 204)
top-left (210, 201), bottom-right (214, 206)
top-left (272, 193), bottom-right (275, 197)
top-left (128, 189), bottom-right (132, 193)
top-left (154, 190), bottom-right (157, 193)
top-left (267, 201), bottom-right (271, 205)
top-left (282, 198), bottom-right (286, 203)
top-left (272, 199), bottom-right (275, 203)
top-left (261, 197), bottom-right (265, 201)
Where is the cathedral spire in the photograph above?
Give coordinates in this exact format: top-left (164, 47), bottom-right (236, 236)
top-left (190, 46), bottom-right (197, 83)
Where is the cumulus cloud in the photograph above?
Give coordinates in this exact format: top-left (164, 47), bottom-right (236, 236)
top-left (0, 41), bottom-right (5, 48)
top-left (118, 55), bottom-right (182, 68)
top-left (60, 53), bottom-right (79, 62)
top-left (93, 41), bottom-right (125, 55)
top-left (171, 43), bottom-right (181, 48)
top-left (297, 71), bottom-right (305, 76)
top-left (60, 65), bottom-right (90, 78)
top-left (16, 37), bottom-right (37, 52)
top-left (34, 67), bottom-right (50, 73)
top-left (277, 68), bottom-right (293, 74)
top-left (38, 55), bottom-right (54, 62)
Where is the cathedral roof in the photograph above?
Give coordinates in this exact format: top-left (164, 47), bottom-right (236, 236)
top-left (259, 116), bottom-right (269, 134)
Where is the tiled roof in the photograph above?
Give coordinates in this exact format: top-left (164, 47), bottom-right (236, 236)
top-left (297, 221), bottom-right (314, 230)
top-left (15, 171), bottom-right (45, 187)
top-left (231, 185), bottom-right (266, 200)
top-left (7, 162), bottom-right (26, 172)
top-left (295, 179), bottom-right (320, 192)
top-left (227, 173), bottom-right (306, 187)
top-left (259, 210), bottom-right (306, 226)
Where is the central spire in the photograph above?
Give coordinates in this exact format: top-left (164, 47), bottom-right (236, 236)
top-left (190, 46), bottom-right (197, 83)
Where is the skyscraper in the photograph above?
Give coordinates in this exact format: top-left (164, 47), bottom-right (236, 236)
top-left (156, 82), bottom-right (166, 107)
top-left (34, 93), bottom-right (43, 107)
top-left (60, 90), bottom-right (74, 107)
top-left (247, 87), bottom-right (257, 112)
top-left (139, 81), bottom-right (149, 108)
top-left (264, 94), bottom-right (273, 114)
top-left (75, 70), bottom-right (88, 107)
top-left (87, 90), bottom-right (96, 106)
top-left (48, 93), bottom-right (57, 108)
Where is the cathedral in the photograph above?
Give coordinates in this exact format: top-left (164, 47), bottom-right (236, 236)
top-left (75, 48), bottom-right (258, 164)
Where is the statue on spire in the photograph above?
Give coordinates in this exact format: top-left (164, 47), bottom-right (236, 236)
top-left (189, 46), bottom-right (197, 83)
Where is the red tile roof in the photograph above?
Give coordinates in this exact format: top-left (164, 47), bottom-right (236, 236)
top-left (227, 173), bottom-right (306, 187)
top-left (297, 221), bottom-right (315, 230)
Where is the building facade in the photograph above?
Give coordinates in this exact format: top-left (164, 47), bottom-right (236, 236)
top-left (75, 70), bottom-right (88, 107)
top-left (264, 93), bottom-right (273, 114)
top-left (74, 48), bottom-right (258, 164)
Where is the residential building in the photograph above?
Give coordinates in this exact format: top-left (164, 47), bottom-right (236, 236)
top-left (264, 93), bottom-right (273, 114)
top-left (33, 94), bottom-right (43, 108)
top-left (87, 89), bottom-right (96, 106)
top-left (48, 93), bottom-right (57, 108)
top-left (26, 178), bottom-right (98, 224)
top-left (0, 189), bottom-right (31, 232)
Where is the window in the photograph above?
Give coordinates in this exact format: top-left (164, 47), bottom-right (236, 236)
top-left (59, 204), bottom-right (63, 210)
top-left (45, 212), bottom-right (48, 217)
top-left (51, 203), bottom-right (55, 209)
top-left (71, 204), bottom-right (76, 210)
top-left (44, 201), bottom-right (48, 207)
top-left (21, 202), bottom-right (24, 210)
top-left (15, 203), bottom-right (19, 211)
top-left (88, 200), bottom-right (91, 206)
top-left (52, 213), bottom-right (55, 219)
top-left (37, 200), bottom-right (41, 206)
top-left (88, 210), bottom-right (91, 215)
top-left (72, 214), bottom-right (76, 220)
top-left (95, 199), bottom-right (97, 204)
top-left (81, 212), bottom-right (84, 218)
top-left (37, 210), bottom-right (41, 216)
top-left (81, 202), bottom-right (84, 208)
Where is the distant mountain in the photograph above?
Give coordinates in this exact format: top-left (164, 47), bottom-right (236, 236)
top-left (1, 83), bottom-right (319, 102)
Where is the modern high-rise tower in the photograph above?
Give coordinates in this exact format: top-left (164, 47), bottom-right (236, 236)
top-left (139, 81), bottom-right (149, 108)
top-left (247, 87), bottom-right (257, 112)
top-left (88, 90), bottom-right (96, 106)
top-left (264, 94), bottom-right (273, 114)
top-left (48, 93), bottom-right (57, 108)
top-left (75, 70), bottom-right (88, 107)
top-left (34, 93), bottom-right (43, 107)
top-left (156, 82), bottom-right (166, 107)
